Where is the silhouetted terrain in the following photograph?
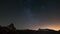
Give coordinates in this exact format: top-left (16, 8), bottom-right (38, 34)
top-left (0, 23), bottom-right (60, 34)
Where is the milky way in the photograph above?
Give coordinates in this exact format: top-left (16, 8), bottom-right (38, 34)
top-left (0, 0), bottom-right (60, 30)
top-left (24, 0), bottom-right (33, 22)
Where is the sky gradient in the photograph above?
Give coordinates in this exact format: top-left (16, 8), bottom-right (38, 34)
top-left (0, 0), bottom-right (60, 31)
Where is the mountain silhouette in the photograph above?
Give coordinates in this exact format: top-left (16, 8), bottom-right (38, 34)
top-left (0, 23), bottom-right (60, 34)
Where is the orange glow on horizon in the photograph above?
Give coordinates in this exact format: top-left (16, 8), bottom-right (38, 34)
top-left (32, 24), bottom-right (60, 31)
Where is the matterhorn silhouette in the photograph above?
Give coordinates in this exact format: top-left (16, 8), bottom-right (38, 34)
top-left (0, 23), bottom-right (16, 34)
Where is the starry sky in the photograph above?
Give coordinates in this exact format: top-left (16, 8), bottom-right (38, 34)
top-left (0, 0), bottom-right (60, 30)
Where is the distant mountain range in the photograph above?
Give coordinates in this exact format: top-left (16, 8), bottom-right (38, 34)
top-left (0, 23), bottom-right (60, 34)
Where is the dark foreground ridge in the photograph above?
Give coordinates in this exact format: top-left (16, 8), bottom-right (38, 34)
top-left (0, 23), bottom-right (60, 34)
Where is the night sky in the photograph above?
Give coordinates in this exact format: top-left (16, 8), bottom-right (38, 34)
top-left (0, 0), bottom-right (60, 31)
